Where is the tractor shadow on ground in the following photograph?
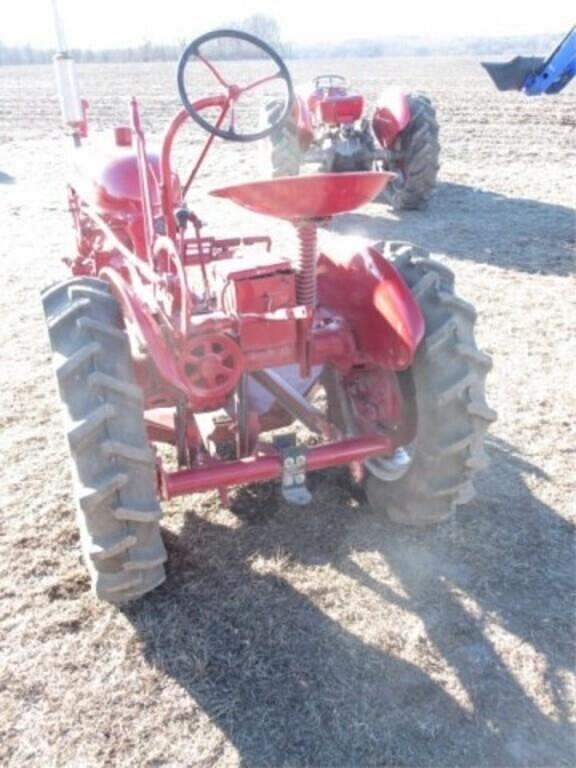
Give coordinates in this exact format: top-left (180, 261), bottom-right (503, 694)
top-left (125, 437), bottom-right (574, 766)
top-left (331, 182), bottom-right (575, 277)
top-left (0, 171), bottom-right (15, 184)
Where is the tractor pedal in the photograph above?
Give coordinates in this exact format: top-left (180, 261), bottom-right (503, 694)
top-left (274, 435), bottom-right (312, 506)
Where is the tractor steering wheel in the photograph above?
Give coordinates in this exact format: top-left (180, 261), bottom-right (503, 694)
top-left (177, 29), bottom-right (294, 143)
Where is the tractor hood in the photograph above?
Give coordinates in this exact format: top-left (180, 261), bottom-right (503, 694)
top-left (70, 143), bottom-right (180, 216)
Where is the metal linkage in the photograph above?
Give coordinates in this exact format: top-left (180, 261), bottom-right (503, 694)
top-left (250, 369), bottom-right (334, 438)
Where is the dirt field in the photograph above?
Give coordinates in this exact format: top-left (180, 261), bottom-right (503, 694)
top-left (0, 58), bottom-right (575, 767)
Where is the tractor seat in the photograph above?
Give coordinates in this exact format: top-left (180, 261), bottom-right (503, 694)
top-left (210, 172), bottom-right (394, 220)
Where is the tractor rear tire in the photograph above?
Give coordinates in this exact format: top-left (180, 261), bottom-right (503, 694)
top-left (365, 242), bottom-right (496, 525)
top-left (380, 95), bottom-right (440, 210)
top-left (262, 98), bottom-right (301, 177)
top-left (42, 277), bottom-right (166, 603)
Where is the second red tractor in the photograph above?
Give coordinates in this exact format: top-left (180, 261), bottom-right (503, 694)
top-left (264, 73), bottom-right (440, 209)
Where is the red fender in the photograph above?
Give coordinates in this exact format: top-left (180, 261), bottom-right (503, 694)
top-left (372, 88), bottom-right (411, 149)
top-left (317, 242), bottom-right (424, 370)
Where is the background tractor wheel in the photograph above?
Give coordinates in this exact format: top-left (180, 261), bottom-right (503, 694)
top-left (380, 95), bottom-right (440, 210)
top-left (365, 242), bottom-right (496, 525)
top-left (42, 277), bottom-right (166, 603)
top-left (262, 98), bottom-right (301, 177)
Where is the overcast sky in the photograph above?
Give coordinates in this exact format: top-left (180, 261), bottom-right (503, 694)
top-left (3, 0), bottom-right (574, 48)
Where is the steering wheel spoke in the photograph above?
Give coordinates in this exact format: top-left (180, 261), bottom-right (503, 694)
top-left (177, 29), bottom-right (293, 143)
top-left (239, 70), bottom-right (283, 95)
top-left (195, 51), bottom-right (230, 89)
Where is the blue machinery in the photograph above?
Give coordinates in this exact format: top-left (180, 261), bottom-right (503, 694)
top-left (482, 26), bottom-right (575, 95)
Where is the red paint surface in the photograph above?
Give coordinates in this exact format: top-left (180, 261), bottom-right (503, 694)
top-left (316, 94), bottom-right (364, 124)
top-left (317, 244), bottom-right (425, 369)
top-left (210, 172), bottom-right (394, 220)
top-left (372, 88), bottom-right (411, 148)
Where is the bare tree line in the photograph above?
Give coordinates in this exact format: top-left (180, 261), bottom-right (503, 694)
top-left (0, 14), bottom-right (561, 66)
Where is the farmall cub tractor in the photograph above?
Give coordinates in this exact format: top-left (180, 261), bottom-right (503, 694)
top-left (43, 30), bottom-right (495, 603)
top-left (263, 73), bottom-right (440, 209)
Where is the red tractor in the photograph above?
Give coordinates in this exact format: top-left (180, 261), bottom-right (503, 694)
top-left (264, 74), bottom-right (440, 209)
top-left (43, 30), bottom-right (494, 603)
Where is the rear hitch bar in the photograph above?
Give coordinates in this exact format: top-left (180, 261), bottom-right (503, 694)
top-left (161, 434), bottom-right (393, 500)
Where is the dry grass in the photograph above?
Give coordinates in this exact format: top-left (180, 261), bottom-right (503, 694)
top-left (0, 57), bottom-right (575, 766)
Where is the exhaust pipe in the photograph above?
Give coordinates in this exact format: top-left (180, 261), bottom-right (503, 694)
top-left (51, 0), bottom-right (87, 142)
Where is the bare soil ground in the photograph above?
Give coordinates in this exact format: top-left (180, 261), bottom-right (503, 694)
top-left (0, 58), bottom-right (575, 767)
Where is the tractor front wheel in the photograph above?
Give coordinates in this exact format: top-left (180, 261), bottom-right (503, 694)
top-left (365, 242), bottom-right (496, 525)
top-left (262, 98), bottom-right (301, 177)
top-left (42, 277), bottom-right (166, 603)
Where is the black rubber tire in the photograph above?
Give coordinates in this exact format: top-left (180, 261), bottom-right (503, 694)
top-left (381, 95), bottom-right (440, 210)
top-left (365, 242), bottom-right (496, 525)
top-left (42, 277), bottom-right (166, 603)
top-left (262, 98), bottom-right (301, 177)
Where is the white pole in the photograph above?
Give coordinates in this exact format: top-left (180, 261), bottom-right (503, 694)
top-left (51, 0), bottom-right (68, 53)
